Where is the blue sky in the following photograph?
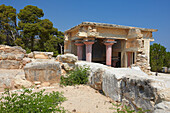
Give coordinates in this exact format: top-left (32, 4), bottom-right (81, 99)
top-left (1, 0), bottom-right (170, 51)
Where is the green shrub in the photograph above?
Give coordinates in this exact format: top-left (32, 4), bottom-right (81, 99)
top-left (0, 88), bottom-right (66, 113)
top-left (60, 66), bottom-right (90, 86)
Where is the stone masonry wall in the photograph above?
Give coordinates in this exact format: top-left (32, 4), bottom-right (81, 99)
top-left (132, 51), bottom-right (151, 75)
top-left (76, 61), bottom-right (170, 112)
top-left (0, 45), bottom-right (26, 69)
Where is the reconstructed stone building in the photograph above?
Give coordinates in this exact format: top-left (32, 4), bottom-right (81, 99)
top-left (64, 22), bottom-right (157, 72)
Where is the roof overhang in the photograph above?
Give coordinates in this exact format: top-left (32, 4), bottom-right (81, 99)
top-left (65, 22), bottom-right (158, 34)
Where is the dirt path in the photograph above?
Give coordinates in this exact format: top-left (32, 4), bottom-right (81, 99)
top-left (44, 85), bottom-right (114, 113)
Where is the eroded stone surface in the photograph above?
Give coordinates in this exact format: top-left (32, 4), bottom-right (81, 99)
top-left (0, 45), bottom-right (26, 54)
top-left (57, 53), bottom-right (78, 63)
top-left (0, 60), bottom-right (21, 69)
top-left (24, 61), bottom-right (61, 83)
top-left (33, 51), bottom-right (53, 59)
top-left (76, 61), bottom-right (170, 112)
top-left (0, 45), bottom-right (26, 69)
top-left (0, 69), bottom-right (33, 92)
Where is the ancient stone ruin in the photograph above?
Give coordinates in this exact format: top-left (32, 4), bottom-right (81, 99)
top-left (0, 45), bottom-right (79, 89)
top-left (64, 22), bottom-right (157, 75)
top-left (0, 23), bottom-right (169, 113)
top-left (76, 61), bottom-right (170, 112)
top-left (0, 45), bottom-right (26, 69)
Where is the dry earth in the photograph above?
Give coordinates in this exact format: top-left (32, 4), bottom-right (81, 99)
top-left (40, 85), bottom-right (114, 113)
top-left (0, 85), bottom-right (115, 113)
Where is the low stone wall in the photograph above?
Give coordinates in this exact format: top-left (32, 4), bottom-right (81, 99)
top-left (0, 45), bottom-right (26, 69)
top-left (24, 60), bottom-right (61, 84)
top-left (33, 51), bottom-right (53, 59)
top-left (0, 45), bottom-right (56, 69)
top-left (22, 54), bottom-right (78, 87)
top-left (0, 69), bottom-right (32, 92)
top-left (76, 61), bottom-right (170, 112)
top-left (0, 45), bottom-right (26, 54)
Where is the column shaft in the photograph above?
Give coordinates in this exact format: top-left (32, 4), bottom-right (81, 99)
top-left (77, 45), bottom-right (83, 60)
top-left (84, 42), bottom-right (94, 62)
top-left (105, 44), bottom-right (113, 66)
top-left (104, 39), bottom-right (116, 67)
top-left (75, 43), bottom-right (84, 60)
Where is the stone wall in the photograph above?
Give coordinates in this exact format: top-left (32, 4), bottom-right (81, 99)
top-left (24, 60), bottom-right (61, 83)
top-left (0, 45), bottom-right (55, 69)
top-left (23, 54), bottom-right (78, 85)
top-left (0, 69), bottom-right (32, 92)
top-left (76, 61), bottom-right (170, 112)
top-left (132, 51), bottom-right (151, 75)
top-left (33, 51), bottom-right (53, 59)
top-left (0, 45), bottom-right (26, 69)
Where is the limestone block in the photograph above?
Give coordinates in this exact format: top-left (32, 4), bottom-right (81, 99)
top-left (28, 52), bottom-right (33, 58)
top-left (0, 69), bottom-right (32, 91)
top-left (34, 54), bottom-right (48, 59)
top-left (127, 28), bottom-right (143, 38)
top-left (76, 61), bottom-right (170, 112)
top-left (137, 54), bottom-right (142, 57)
top-left (56, 53), bottom-right (78, 63)
top-left (154, 101), bottom-right (170, 113)
top-left (158, 89), bottom-right (170, 101)
top-left (141, 55), bottom-right (147, 58)
top-left (0, 45), bottom-right (26, 54)
top-left (24, 61), bottom-right (61, 83)
top-left (7, 53), bottom-right (16, 60)
top-left (41, 82), bottom-right (50, 87)
top-left (121, 76), bottom-right (155, 111)
top-left (13, 71), bottom-right (32, 89)
top-left (0, 60), bottom-right (21, 69)
top-left (136, 59), bottom-right (141, 61)
top-left (14, 77), bottom-right (32, 89)
top-left (16, 54), bottom-right (24, 61)
top-left (62, 63), bottom-right (75, 71)
top-left (33, 51), bottom-right (53, 59)
top-left (1, 54), bottom-right (7, 60)
top-left (23, 58), bottom-right (32, 65)
top-left (102, 69), bottom-right (124, 101)
top-left (0, 77), bottom-right (14, 90)
top-left (90, 68), bottom-right (104, 90)
top-left (0, 54), bottom-right (2, 60)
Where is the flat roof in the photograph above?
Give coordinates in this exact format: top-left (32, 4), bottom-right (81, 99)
top-left (65, 22), bottom-right (158, 33)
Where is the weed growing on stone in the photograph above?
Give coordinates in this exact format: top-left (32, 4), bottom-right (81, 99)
top-left (0, 88), bottom-right (66, 113)
top-left (60, 66), bottom-right (90, 86)
top-left (110, 102), bottom-right (150, 113)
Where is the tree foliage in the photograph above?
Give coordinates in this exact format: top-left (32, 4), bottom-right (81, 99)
top-left (164, 52), bottom-right (170, 68)
top-left (0, 4), bottom-right (64, 55)
top-left (0, 4), bottom-right (17, 45)
top-left (17, 5), bottom-right (44, 51)
top-left (150, 43), bottom-right (168, 72)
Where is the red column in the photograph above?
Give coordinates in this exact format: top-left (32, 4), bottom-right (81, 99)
top-left (127, 52), bottom-right (131, 67)
top-left (84, 41), bottom-right (94, 62)
top-left (104, 43), bottom-right (114, 66)
top-left (75, 43), bottom-right (84, 60)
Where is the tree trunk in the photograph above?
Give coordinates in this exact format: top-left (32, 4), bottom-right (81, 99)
top-left (6, 33), bottom-right (10, 45)
top-left (59, 44), bottom-right (63, 54)
top-left (31, 36), bottom-right (34, 51)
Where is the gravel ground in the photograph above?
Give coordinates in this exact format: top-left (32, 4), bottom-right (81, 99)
top-left (43, 85), bottom-right (114, 113)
